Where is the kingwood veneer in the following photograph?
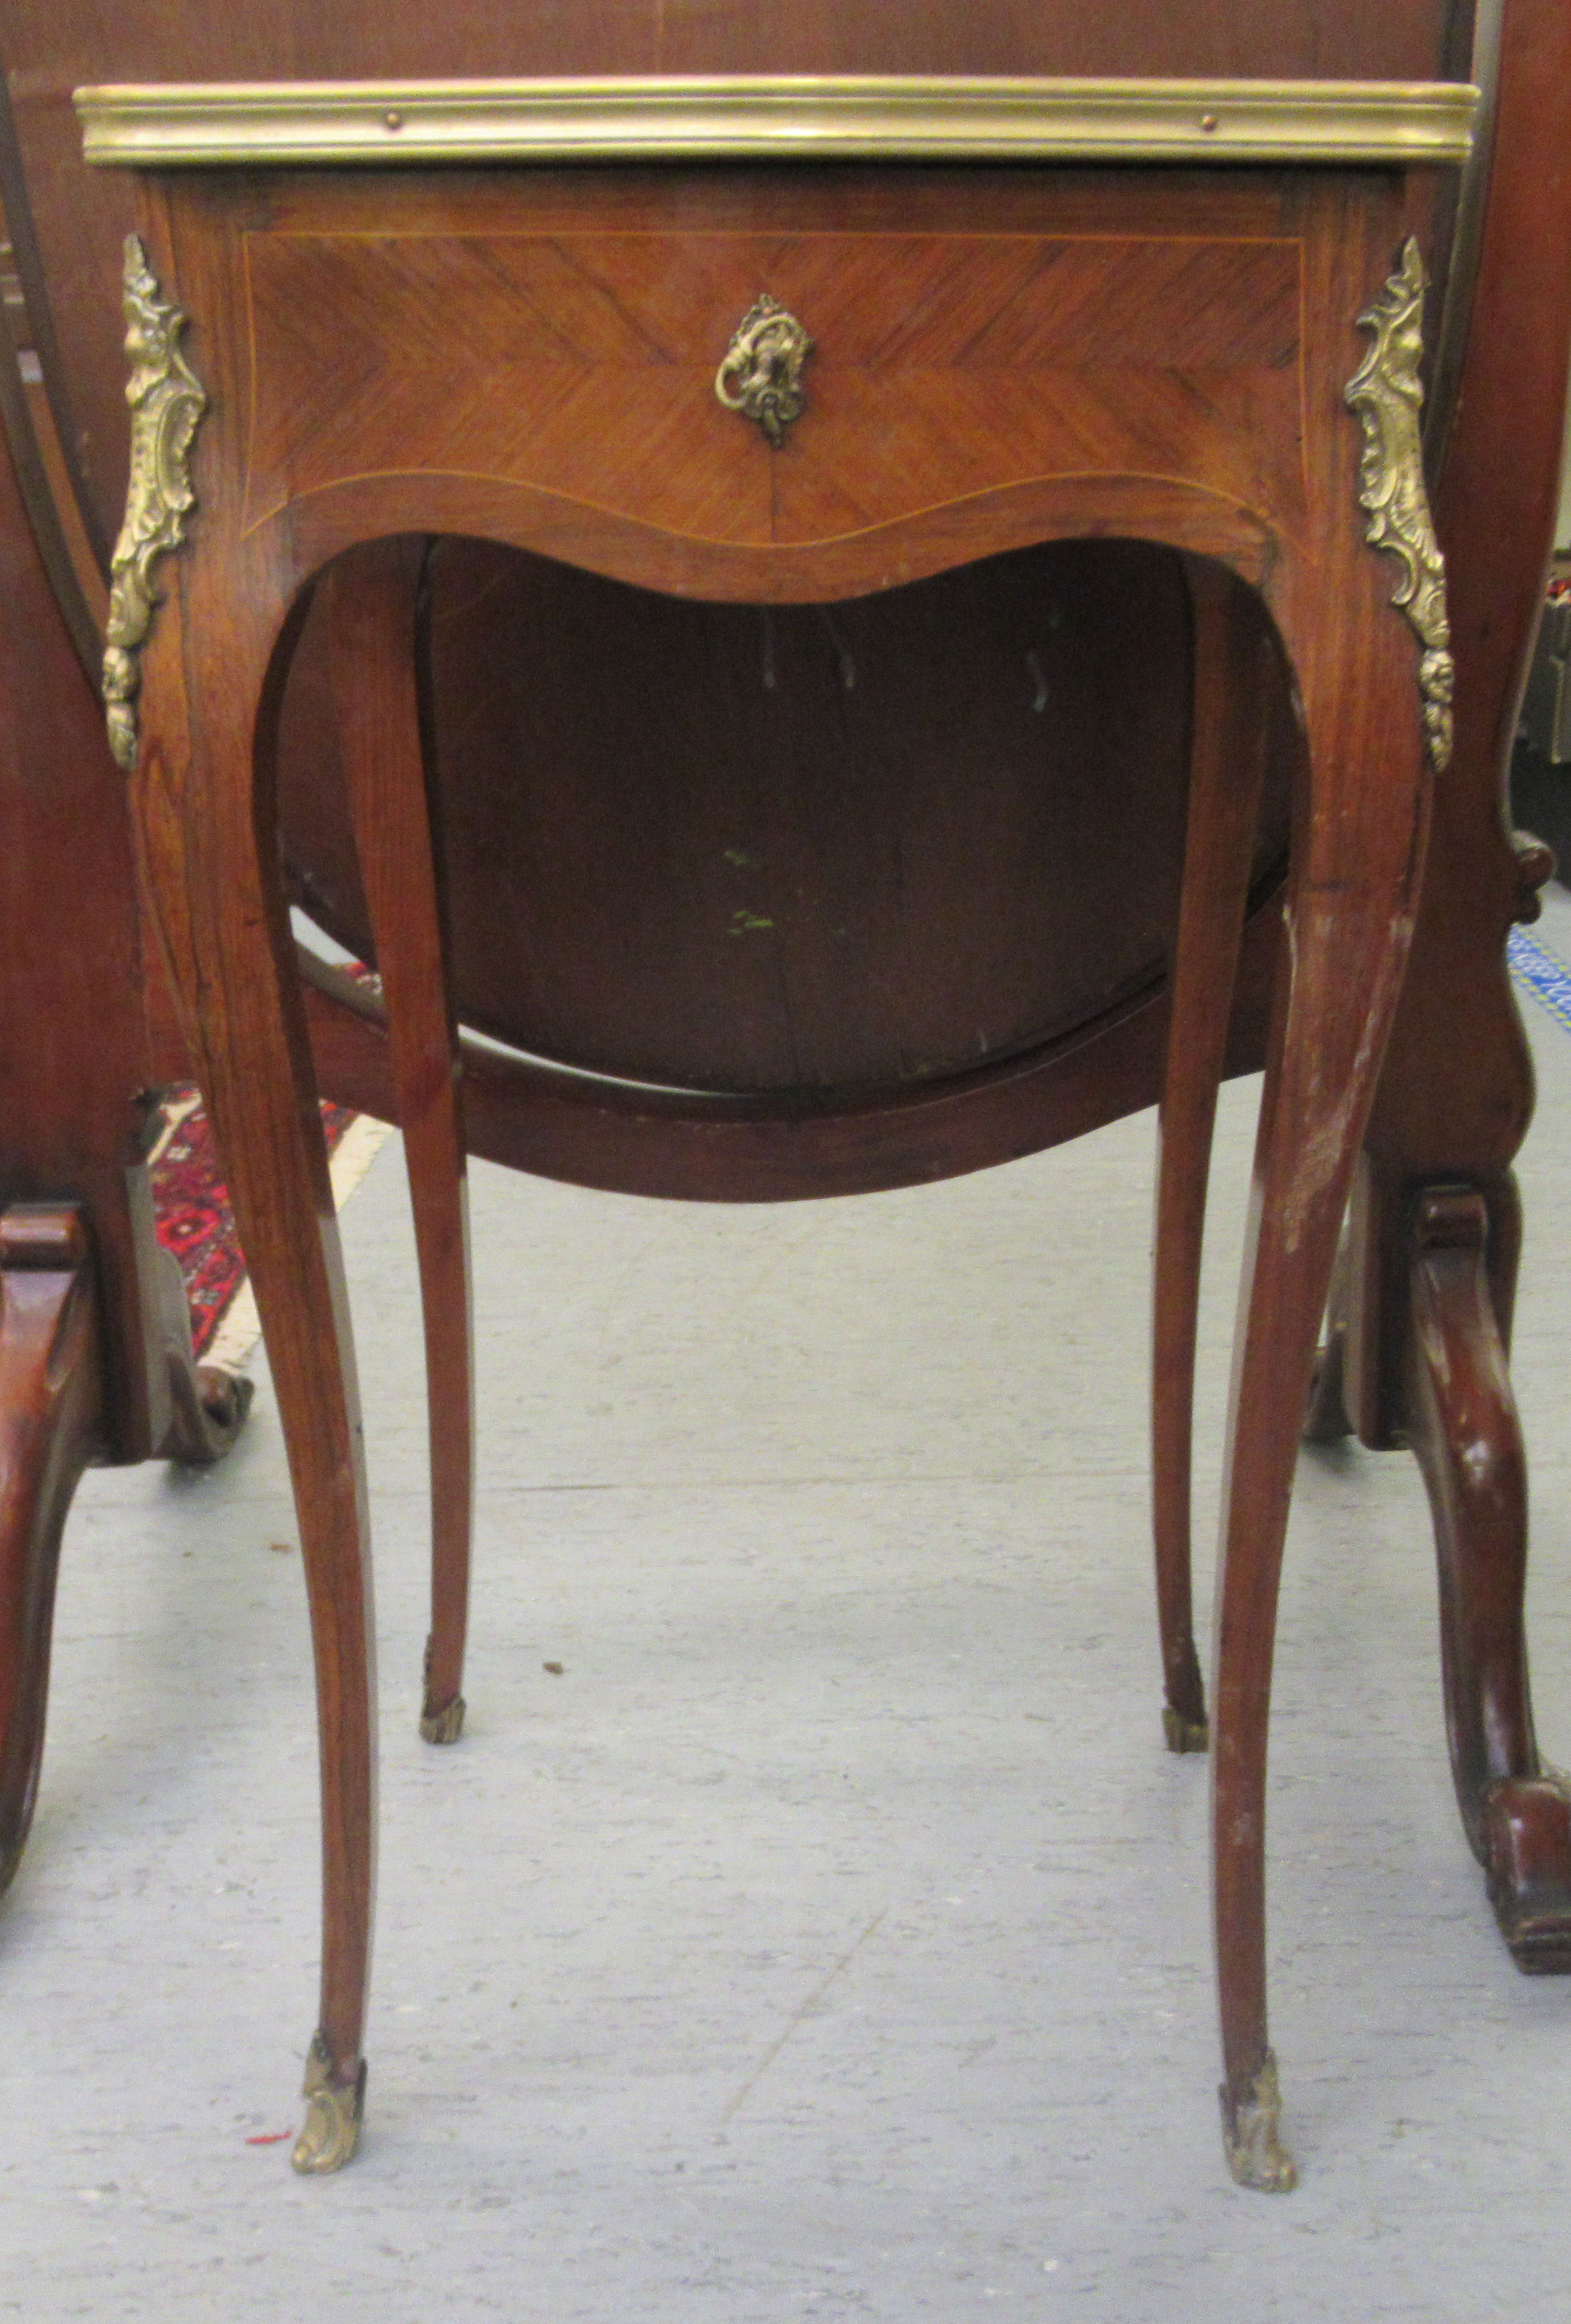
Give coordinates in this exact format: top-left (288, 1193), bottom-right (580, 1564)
top-left (1, 0), bottom-right (1565, 2214)
top-left (75, 72), bottom-right (1482, 2190)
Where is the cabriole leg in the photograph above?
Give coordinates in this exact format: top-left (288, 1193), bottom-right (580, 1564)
top-left (1212, 849), bottom-right (1428, 2191)
top-left (327, 539), bottom-right (473, 1746)
top-left (1152, 559), bottom-right (1274, 1755)
top-left (1211, 224), bottom-right (1444, 2191)
top-left (1407, 1180), bottom-right (1571, 1970)
top-left (132, 578), bottom-right (378, 2173)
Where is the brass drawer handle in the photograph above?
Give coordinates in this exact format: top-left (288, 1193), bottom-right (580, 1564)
top-left (714, 293), bottom-right (812, 447)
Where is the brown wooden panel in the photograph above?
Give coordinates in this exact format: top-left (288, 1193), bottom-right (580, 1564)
top-left (241, 207), bottom-right (1304, 551)
top-left (244, 231), bottom-right (774, 544)
top-left (1, 3), bottom-right (1466, 550)
top-left (235, 168), bottom-right (1310, 1094)
top-left (299, 881), bottom-right (1284, 1200)
top-left (272, 536), bottom-right (1293, 1094)
top-left (172, 161), bottom-right (1314, 1108)
top-left (0, 352), bottom-right (159, 1458)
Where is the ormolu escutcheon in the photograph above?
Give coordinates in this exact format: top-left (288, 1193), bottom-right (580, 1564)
top-left (715, 293), bottom-right (812, 447)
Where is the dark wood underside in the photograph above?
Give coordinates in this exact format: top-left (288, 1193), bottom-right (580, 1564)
top-left (280, 536), bottom-right (1292, 1104)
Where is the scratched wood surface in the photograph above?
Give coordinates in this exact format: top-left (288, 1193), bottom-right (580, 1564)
top-left (239, 211), bottom-right (1304, 553)
top-left (0, 3), bottom-right (1460, 1149)
top-left (238, 166), bottom-right (1309, 1101)
top-left (0, 3), bottom-right (1466, 551)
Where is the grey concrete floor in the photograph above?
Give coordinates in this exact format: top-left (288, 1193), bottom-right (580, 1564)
top-left (9, 890), bottom-right (1571, 2320)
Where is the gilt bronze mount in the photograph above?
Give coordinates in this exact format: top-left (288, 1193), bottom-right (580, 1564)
top-left (102, 236), bottom-right (207, 772)
top-left (1345, 236), bottom-right (1454, 773)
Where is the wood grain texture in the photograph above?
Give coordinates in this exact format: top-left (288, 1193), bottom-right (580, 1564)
top-left (219, 169), bottom-right (1308, 599)
top-left (0, 326), bottom-right (166, 1462)
top-left (1352, 0), bottom-right (1571, 1448)
top-left (241, 217), bottom-right (1303, 554)
top-left (0, 1205), bottom-right (101, 1895)
top-left (0, 3), bottom-right (1464, 553)
top-left (411, 539), bottom-right (1234, 1094)
top-left (3, 0), bottom-right (1557, 2198)
top-left (297, 899), bottom-right (1284, 1202)
top-left (1205, 178), bottom-right (1434, 2184)
top-left (1409, 1176), bottom-right (1571, 1978)
top-left (1405, 1183), bottom-right (1571, 1973)
top-left (327, 539), bottom-right (472, 1745)
top-left (249, 173), bottom-right (1294, 1163)
top-left (129, 152), bottom-right (1439, 2186)
top-left (130, 357), bottom-right (378, 2117)
top-left (1151, 559), bottom-right (1281, 1755)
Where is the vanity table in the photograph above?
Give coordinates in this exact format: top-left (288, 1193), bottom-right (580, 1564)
top-left (68, 68), bottom-right (1483, 2190)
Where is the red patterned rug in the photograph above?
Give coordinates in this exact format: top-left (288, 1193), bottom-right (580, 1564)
top-left (150, 1085), bottom-right (361, 1359)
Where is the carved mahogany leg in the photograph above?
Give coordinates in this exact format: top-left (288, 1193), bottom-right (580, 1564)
top-left (0, 1205), bottom-right (101, 1895)
top-left (1151, 561), bottom-right (1273, 1755)
top-left (132, 571), bottom-right (376, 2173)
top-left (1207, 209), bottom-right (1443, 2190)
top-left (1212, 813), bottom-right (1429, 2188)
top-left (326, 540), bottom-right (472, 1745)
top-left (1342, 0), bottom-right (1571, 1976)
top-left (1406, 1181), bottom-right (1571, 1970)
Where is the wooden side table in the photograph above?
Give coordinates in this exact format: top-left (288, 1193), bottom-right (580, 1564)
top-left (78, 74), bottom-right (1474, 2188)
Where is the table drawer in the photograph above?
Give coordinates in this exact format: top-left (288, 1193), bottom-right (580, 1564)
top-left (239, 206), bottom-right (1307, 562)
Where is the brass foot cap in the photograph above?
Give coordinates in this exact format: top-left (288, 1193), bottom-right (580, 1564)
top-left (420, 1693), bottom-right (466, 1745)
top-left (1220, 2051), bottom-right (1297, 2192)
top-left (292, 2032), bottom-right (366, 2174)
top-left (1163, 1705), bottom-right (1209, 1755)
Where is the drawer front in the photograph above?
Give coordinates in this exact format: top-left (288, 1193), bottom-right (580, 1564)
top-left (241, 224), bottom-right (1306, 551)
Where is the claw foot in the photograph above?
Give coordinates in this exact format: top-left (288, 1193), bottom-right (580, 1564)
top-left (1220, 2050), bottom-right (1297, 2191)
top-left (1162, 1705), bottom-right (1209, 1754)
top-left (291, 2031), bottom-right (366, 2174)
top-left (1482, 1777), bottom-right (1571, 1973)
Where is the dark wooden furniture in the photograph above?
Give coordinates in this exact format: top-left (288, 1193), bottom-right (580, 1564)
top-left (1, 0), bottom-right (1567, 2204)
top-left (82, 68), bottom-right (1474, 2193)
top-left (0, 262), bottom-right (252, 1902)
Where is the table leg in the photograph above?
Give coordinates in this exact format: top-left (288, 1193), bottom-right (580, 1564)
top-left (1405, 1180), bottom-right (1571, 1967)
top-left (1339, 0), bottom-right (1571, 1983)
top-left (1151, 559), bottom-right (1274, 1755)
top-left (1210, 574), bottom-right (1433, 2191)
top-left (327, 539), bottom-right (473, 1747)
top-left (133, 586), bottom-right (377, 2173)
